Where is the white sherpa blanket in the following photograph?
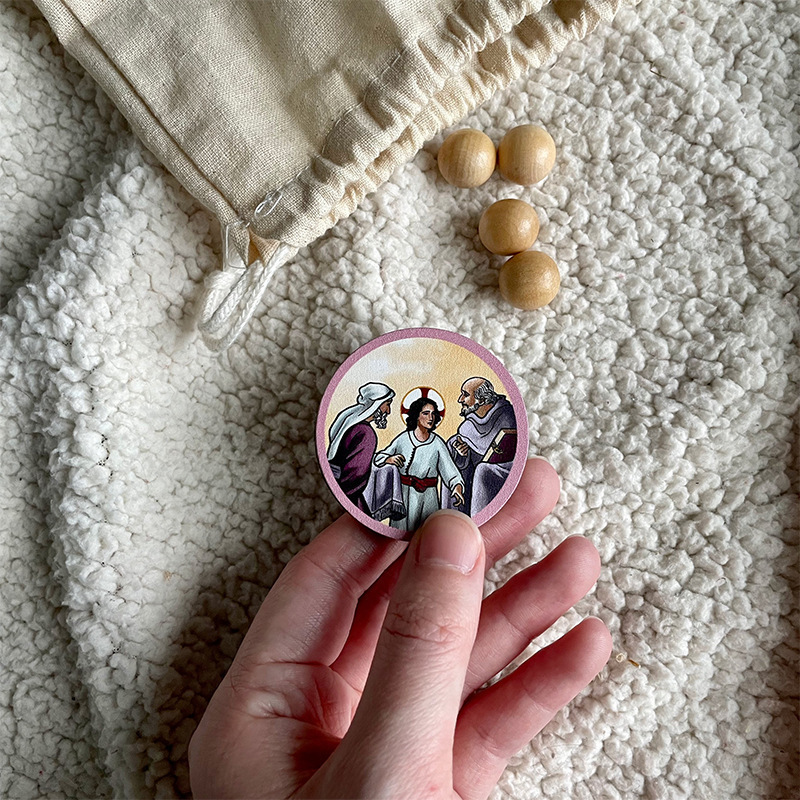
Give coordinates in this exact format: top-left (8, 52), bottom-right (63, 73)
top-left (1, 0), bottom-right (798, 797)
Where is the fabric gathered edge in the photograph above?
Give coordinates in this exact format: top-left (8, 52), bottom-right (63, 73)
top-left (35, 0), bottom-right (630, 353)
top-left (200, 0), bottom-right (628, 352)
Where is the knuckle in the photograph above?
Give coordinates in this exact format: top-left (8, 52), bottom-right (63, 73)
top-left (227, 650), bottom-right (260, 694)
top-left (382, 597), bottom-right (468, 654)
top-left (228, 666), bottom-right (293, 718)
top-left (496, 603), bottom-right (536, 646)
top-left (469, 715), bottom-right (509, 762)
top-left (225, 653), bottom-right (292, 716)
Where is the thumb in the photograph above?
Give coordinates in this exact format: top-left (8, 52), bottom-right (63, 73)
top-left (338, 511), bottom-right (485, 781)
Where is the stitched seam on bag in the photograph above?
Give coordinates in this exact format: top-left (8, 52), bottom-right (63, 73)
top-left (262, 0), bottom-right (623, 249)
top-left (321, 0), bottom-right (618, 227)
top-left (250, 0), bottom-right (532, 235)
top-left (58, 0), bottom-right (248, 231)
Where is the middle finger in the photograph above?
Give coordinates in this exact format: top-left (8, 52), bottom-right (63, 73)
top-left (462, 535), bottom-right (602, 701)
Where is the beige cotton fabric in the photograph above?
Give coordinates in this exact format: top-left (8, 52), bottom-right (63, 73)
top-left (34, 0), bottom-right (631, 348)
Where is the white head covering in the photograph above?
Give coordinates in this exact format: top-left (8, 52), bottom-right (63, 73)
top-left (326, 382), bottom-right (395, 461)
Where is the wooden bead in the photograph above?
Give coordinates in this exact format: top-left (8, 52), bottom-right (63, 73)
top-left (479, 199), bottom-right (539, 255)
top-left (437, 129), bottom-right (496, 188)
top-left (499, 250), bottom-right (560, 309)
top-left (498, 125), bottom-right (556, 185)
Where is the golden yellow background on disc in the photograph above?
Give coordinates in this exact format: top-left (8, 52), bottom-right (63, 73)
top-left (325, 337), bottom-right (508, 452)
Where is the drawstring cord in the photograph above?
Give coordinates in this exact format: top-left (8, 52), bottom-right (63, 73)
top-left (198, 220), bottom-right (295, 352)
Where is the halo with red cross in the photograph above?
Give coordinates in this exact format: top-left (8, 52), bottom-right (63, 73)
top-left (400, 387), bottom-right (446, 423)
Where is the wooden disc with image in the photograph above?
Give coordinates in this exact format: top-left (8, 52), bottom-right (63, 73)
top-left (317, 328), bottom-right (528, 539)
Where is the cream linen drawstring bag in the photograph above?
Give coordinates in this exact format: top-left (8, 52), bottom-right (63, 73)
top-left (34, 0), bottom-right (631, 351)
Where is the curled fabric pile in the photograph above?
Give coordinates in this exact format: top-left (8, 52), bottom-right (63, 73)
top-left (1, 0), bottom-right (799, 798)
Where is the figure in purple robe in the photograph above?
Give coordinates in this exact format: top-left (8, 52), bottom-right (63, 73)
top-left (442, 377), bottom-right (517, 516)
top-left (327, 383), bottom-right (395, 513)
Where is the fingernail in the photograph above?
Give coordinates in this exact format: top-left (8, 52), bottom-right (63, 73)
top-left (416, 510), bottom-right (482, 574)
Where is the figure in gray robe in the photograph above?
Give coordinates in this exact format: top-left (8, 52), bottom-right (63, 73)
top-left (442, 377), bottom-right (517, 516)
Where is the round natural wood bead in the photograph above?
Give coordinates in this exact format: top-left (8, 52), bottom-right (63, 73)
top-left (498, 125), bottom-right (556, 185)
top-left (499, 250), bottom-right (560, 310)
top-left (479, 199), bottom-right (539, 255)
top-left (437, 129), bottom-right (496, 188)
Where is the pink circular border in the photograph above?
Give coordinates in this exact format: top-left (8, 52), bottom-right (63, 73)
top-left (316, 328), bottom-right (529, 539)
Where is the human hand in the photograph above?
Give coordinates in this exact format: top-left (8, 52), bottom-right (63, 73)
top-left (452, 483), bottom-right (465, 508)
top-left (188, 458), bottom-right (612, 799)
top-left (453, 436), bottom-right (470, 457)
top-left (386, 454), bottom-right (406, 467)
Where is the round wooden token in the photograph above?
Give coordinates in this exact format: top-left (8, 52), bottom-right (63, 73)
top-left (437, 129), bottom-right (497, 188)
top-left (317, 328), bottom-right (528, 539)
top-left (479, 198), bottom-right (540, 255)
top-left (499, 251), bottom-right (560, 309)
top-left (498, 125), bottom-right (556, 185)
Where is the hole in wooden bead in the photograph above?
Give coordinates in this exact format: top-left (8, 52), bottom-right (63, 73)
top-left (437, 129), bottom-right (496, 188)
top-left (479, 199), bottom-right (540, 255)
top-left (499, 251), bottom-right (560, 309)
top-left (498, 125), bottom-right (556, 186)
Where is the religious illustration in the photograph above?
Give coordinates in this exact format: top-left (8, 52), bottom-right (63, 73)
top-left (317, 329), bottom-right (528, 539)
top-left (441, 377), bottom-right (518, 517)
top-left (372, 393), bottom-right (465, 532)
top-left (325, 382), bottom-right (394, 515)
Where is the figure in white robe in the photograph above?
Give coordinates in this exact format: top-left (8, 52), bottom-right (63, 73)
top-left (373, 399), bottom-right (464, 532)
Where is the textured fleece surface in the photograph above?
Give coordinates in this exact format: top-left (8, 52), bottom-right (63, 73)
top-left (1, 0), bottom-right (798, 798)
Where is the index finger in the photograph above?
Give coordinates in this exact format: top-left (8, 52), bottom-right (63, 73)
top-left (480, 456), bottom-right (560, 564)
top-left (230, 515), bottom-right (406, 675)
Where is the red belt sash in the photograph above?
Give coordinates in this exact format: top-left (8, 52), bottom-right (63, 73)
top-left (400, 475), bottom-right (438, 492)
